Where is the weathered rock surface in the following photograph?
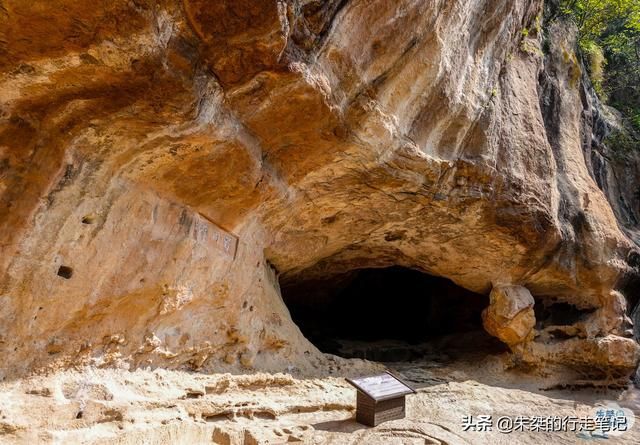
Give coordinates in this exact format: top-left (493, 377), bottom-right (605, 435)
top-left (0, 0), bottom-right (639, 382)
top-left (482, 285), bottom-right (536, 346)
top-left (1, 354), bottom-right (639, 444)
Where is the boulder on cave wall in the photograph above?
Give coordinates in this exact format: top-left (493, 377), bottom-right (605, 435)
top-left (0, 0), bottom-right (638, 378)
top-left (483, 285), bottom-right (640, 373)
top-left (482, 285), bottom-right (536, 346)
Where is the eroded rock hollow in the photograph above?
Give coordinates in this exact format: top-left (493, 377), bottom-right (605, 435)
top-left (1, 0), bottom-right (639, 382)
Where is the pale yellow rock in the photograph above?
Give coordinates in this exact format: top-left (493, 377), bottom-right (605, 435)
top-left (0, 0), bottom-right (637, 382)
top-left (520, 335), bottom-right (640, 371)
top-left (2, 2), bottom-right (640, 442)
top-left (482, 285), bottom-right (536, 346)
top-left (239, 351), bottom-right (254, 369)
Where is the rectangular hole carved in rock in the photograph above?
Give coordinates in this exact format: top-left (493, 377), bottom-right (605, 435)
top-left (57, 265), bottom-right (73, 279)
top-left (280, 266), bottom-right (504, 363)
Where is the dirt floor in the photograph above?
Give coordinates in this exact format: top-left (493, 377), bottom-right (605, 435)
top-left (1, 338), bottom-right (638, 444)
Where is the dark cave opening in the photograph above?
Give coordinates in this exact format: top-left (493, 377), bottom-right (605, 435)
top-left (281, 266), bottom-right (504, 362)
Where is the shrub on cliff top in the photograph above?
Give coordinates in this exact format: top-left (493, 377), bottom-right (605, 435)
top-left (561, 0), bottom-right (640, 136)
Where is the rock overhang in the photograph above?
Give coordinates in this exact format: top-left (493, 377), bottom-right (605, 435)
top-left (0, 0), bottom-right (638, 380)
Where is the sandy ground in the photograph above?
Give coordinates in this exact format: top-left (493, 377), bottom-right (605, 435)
top-left (1, 348), bottom-right (639, 444)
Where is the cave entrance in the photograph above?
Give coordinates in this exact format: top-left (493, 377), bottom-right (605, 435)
top-left (281, 266), bottom-right (502, 363)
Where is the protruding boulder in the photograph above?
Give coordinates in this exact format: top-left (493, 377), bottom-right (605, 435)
top-left (482, 285), bottom-right (536, 346)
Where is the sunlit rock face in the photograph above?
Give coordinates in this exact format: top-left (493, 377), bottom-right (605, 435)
top-left (0, 0), bottom-right (638, 380)
top-left (482, 285), bottom-right (536, 347)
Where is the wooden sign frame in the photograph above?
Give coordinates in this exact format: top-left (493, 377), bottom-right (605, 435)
top-left (346, 371), bottom-right (415, 426)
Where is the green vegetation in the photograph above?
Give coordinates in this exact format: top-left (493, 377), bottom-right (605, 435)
top-left (560, 0), bottom-right (640, 135)
top-left (605, 127), bottom-right (637, 159)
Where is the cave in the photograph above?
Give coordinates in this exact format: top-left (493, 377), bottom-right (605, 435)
top-left (281, 266), bottom-right (503, 363)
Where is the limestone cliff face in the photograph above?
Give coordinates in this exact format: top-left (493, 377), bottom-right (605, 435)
top-left (0, 0), bottom-right (638, 380)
